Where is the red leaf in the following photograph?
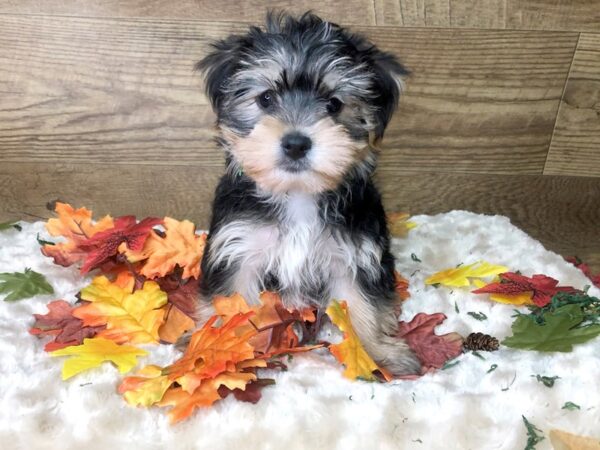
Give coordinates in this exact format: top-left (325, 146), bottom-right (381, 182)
top-left (217, 378), bottom-right (275, 404)
top-left (397, 313), bottom-right (463, 374)
top-left (29, 300), bottom-right (105, 351)
top-left (472, 272), bottom-right (580, 307)
top-left (78, 216), bottom-right (162, 274)
top-left (156, 276), bottom-right (199, 320)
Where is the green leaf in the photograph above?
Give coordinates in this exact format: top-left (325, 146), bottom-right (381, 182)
top-left (532, 374), bottom-right (560, 388)
top-left (410, 253), bottom-right (421, 263)
top-left (0, 221), bottom-right (22, 232)
top-left (467, 311), bottom-right (488, 321)
top-left (36, 233), bottom-right (55, 246)
top-left (522, 416), bottom-right (544, 450)
top-left (561, 401), bottom-right (580, 411)
top-left (487, 364), bottom-right (498, 373)
top-left (441, 359), bottom-right (460, 370)
top-left (503, 304), bottom-right (600, 352)
top-left (0, 268), bottom-right (54, 301)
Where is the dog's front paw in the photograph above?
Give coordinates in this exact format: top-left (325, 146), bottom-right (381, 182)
top-left (367, 335), bottom-right (422, 376)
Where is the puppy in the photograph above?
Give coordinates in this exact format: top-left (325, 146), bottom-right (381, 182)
top-left (196, 11), bottom-right (420, 376)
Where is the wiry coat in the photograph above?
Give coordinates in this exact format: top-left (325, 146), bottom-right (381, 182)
top-left (197, 12), bottom-right (420, 375)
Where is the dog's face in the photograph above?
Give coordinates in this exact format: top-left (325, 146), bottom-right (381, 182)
top-left (199, 12), bottom-right (406, 194)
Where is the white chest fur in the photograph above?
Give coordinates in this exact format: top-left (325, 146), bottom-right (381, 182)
top-left (207, 193), bottom-right (382, 308)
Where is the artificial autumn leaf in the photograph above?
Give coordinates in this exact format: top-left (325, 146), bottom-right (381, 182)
top-left (0, 268), bottom-right (54, 301)
top-left (41, 202), bottom-right (114, 268)
top-left (567, 256), bottom-right (600, 289)
top-left (77, 216), bottom-right (162, 274)
top-left (163, 312), bottom-right (257, 392)
top-left (472, 272), bottom-right (580, 307)
top-left (425, 261), bottom-right (508, 288)
top-left (549, 429), bottom-right (600, 450)
top-left (158, 304), bottom-right (196, 344)
top-left (50, 337), bottom-right (147, 380)
top-left (218, 378), bottom-right (276, 404)
top-left (503, 304), bottom-right (600, 352)
top-left (326, 300), bottom-right (380, 381)
top-left (156, 276), bottom-right (200, 320)
top-left (397, 313), bottom-right (464, 373)
top-left (387, 212), bottom-right (417, 237)
top-left (118, 365), bottom-right (172, 407)
top-left (0, 221), bottom-right (21, 232)
top-left (126, 217), bottom-right (206, 280)
top-left (213, 292), bottom-right (320, 356)
top-left (29, 300), bottom-right (105, 351)
top-left (75, 276), bottom-right (167, 344)
top-left (394, 271), bottom-right (410, 300)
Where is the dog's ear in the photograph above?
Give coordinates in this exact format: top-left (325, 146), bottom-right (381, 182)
top-left (196, 35), bottom-right (248, 110)
top-left (369, 51), bottom-right (408, 141)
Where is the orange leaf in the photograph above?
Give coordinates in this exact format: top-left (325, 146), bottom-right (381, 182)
top-left (125, 217), bottom-right (207, 280)
top-left (164, 312), bottom-right (257, 391)
top-left (387, 212), bottom-right (417, 238)
top-left (394, 271), bottom-right (410, 301)
top-left (158, 304), bottom-right (196, 344)
top-left (158, 383), bottom-right (222, 424)
top-left (41, 203), bottom-right (114, 267)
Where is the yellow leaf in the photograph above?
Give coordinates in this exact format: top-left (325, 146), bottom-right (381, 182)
top-left (51, 337), bottom-right (147, 380)
top-left (425, 261), bottom-right (508, 288)
top-left (387, 212), bottom-right (417, 238)
top-left (125, 217), bottom-right (206, 280)
top-left (75, 276), bottom-right (167, 344)
top-left (326, 300), bottom-right (380, 381)
top-left (119, 365), bottom-right (173, 407)
top-left (549, 429), bottom-right (600, 450)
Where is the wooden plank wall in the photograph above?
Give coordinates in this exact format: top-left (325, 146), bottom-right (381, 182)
top-left (0, 1), bottom-right (599, 270)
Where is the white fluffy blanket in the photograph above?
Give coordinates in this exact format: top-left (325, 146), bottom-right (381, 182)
top-left (1, 211), bottom-right (599, 450)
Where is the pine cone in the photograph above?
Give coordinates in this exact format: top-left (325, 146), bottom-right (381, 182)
top-left (463, 332), bottom-right (499, 352)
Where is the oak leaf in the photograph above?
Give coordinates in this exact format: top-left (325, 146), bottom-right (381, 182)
top-left (472, 272), bottom-right (580, 307)
top-left (50, 337), bottom-right (147, 380)
top-left (75, 276), bottom-right (167, 344)
top-left (425, 261), bottom-right (508, 288)
top-left (126, 217), bottom-right (206, 280)
top-left (326, 300), bottom-right (380, 381)
top-left (118, 365), bottom-right (173, 407)
top-left (30, 300), bottom-right (105, 351)
top-left (397, 313), bottom-right (464, 373)
top-left (41, 203), bottom-right (114, 268)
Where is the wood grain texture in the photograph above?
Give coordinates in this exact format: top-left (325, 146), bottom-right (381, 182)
top-left (362, 27), bottom-right (577, 174)
top-left (0, 0), bottom-right (376, 26)
top-left (374, 0), bottom-right (505, 28)
top-left (2, 162), bottom-right (599, 271)
top-left (0, 15), bottom-right (577, 174)
top-left (375, 0), bottom-right (600, 32)
top-left (545, 34), bottom-right (600, 178)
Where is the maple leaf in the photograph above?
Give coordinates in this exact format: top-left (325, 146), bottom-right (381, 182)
top-left (325, 300), bottom-right (381, 381)
top-left (156, 276), bottom-right (200, 320)
top-left (126, 217), bottom-right (206, 280)
top-left (387, 212), bottom-right (417, 237)
top-left (503, 304), bottom-right (600, 351)
top-left (50, 337), bottom-right (147, 380)
top-left (163, 312), bottom-right (257, 393)
top-left (41, 202), bottom-right (114, 268)
top-left (213, 292), bottom-right (320, 356)
top-left (397, 313), bottom-right (464, 373)
top-left (77, 216), bottom-right (162, 274)
top-left (472, 272), bottom-right (580, 307)
top-left (158, 304), bottom-right (196, 344)
top-left (118, 365), bottom-right (173, 407)
top-left (425, 261), bottom-right (508, 288)
top-left (0, 268), bottom-right (54, 301)
top-left (29, 300), bottom-right (105, 351)
top-left (75, 276), bottom-right (167, 344)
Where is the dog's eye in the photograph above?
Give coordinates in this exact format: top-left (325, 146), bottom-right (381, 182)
top-left (257, 90), bottom-right (275, 109)
top-left (326, 97), bottom-right (343, 115)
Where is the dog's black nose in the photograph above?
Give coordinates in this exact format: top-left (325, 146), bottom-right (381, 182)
top-left (281, 132), bottom-right (312, 160)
